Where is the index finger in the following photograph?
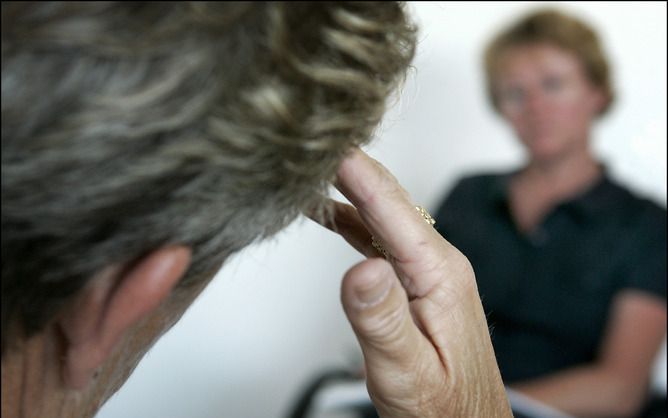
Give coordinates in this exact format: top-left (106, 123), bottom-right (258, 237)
top-left (335, 148), bottom-right (450, 297)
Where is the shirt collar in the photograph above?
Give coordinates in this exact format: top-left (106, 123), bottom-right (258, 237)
top-left (490, 170), bottom-right (514, 205)
top-left (564, 172), bottom-right (618, 220)
top-left (489, 166), bottom-right (618, 221)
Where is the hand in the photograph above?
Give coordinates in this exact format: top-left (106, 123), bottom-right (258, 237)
top-left (312, 148), bottom-right (512, 418)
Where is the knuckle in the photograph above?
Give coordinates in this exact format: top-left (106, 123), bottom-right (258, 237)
top-left (450, 248), bottom-right (476, 282)
top-left (423, 238), bottom-right (476, 282)
top-left (361, 299), bottom-right (407, 345)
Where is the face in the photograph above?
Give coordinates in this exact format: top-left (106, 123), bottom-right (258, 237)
top-left (494, 43), bottom-right (606, 164)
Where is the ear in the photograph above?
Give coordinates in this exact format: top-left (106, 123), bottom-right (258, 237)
top-left (589, 85), bottom-right (609, 116)
top-left (58, 246), bottom-right (192, 390)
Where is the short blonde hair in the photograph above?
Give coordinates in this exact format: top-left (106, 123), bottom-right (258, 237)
top-left (484, 8), bottom-right (614, 116)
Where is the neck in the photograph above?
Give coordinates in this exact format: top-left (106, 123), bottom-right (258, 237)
top-left (1, 329), bottom-right (98, 418)
top-left (520, 145), bottom-right (602, 201)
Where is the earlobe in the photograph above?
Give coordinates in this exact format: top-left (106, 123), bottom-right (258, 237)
top-left (59, 246), bottom-right (192, 389)
top-left (590, 87), bottom-right (609, 115)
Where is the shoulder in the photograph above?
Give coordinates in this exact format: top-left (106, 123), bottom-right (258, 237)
top-left (446, 171), bottom-right (508, 199)
top-left (608, 182), bottom-right (667, 299)
top-left (605, 179), bottom-right (666, 275)
top-left (433, 170), bottom-right (509, 218)
top-left (605, 179), bottom-right (666, 233)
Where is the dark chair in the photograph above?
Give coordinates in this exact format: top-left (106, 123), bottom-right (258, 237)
top-left (286, 369), bottom-right (363, 418)
top-left (637, 394), bottom-right (667, 418)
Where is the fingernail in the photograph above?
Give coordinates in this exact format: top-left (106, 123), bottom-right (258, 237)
top-left (355, 272), bottom-right (391, 308)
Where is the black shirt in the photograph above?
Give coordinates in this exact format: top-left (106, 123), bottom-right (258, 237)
top-left (434, 171), bottom-right (667, 383)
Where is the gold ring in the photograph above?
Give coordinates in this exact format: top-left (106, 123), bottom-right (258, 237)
top-left (415, 205), bottom-right (436, 226)
top-left (371, 235), bottom-right (389, 258)
top-left (371, 206), bottom-right (435, 258)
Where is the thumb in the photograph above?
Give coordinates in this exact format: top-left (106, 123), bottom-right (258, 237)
top-left (341, 258), bottom-right (427, 370)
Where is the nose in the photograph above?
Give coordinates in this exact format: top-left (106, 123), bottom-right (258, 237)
top-left (522, 87), bottom-right (549, 116)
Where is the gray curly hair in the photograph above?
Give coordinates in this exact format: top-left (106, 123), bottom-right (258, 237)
top-left (1, 2), bottom-right (417, 353)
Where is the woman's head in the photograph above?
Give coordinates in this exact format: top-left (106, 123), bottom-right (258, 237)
top-left (1, 2), bottom-right (416, 355)
top-left (483, 9), bottom-right (613, 163)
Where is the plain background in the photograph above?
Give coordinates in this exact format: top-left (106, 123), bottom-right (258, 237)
top-left (97, 2), bottom-right (667, 418)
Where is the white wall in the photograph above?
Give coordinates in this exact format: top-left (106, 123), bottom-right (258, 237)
top-left (97, 2), bottom-right (666, 417)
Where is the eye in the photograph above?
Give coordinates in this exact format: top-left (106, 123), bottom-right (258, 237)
top-left (501, 86), bottom-right (525, 104)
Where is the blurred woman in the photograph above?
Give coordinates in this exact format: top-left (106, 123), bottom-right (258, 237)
top-left (434, 9), bottom-right (666, 418)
